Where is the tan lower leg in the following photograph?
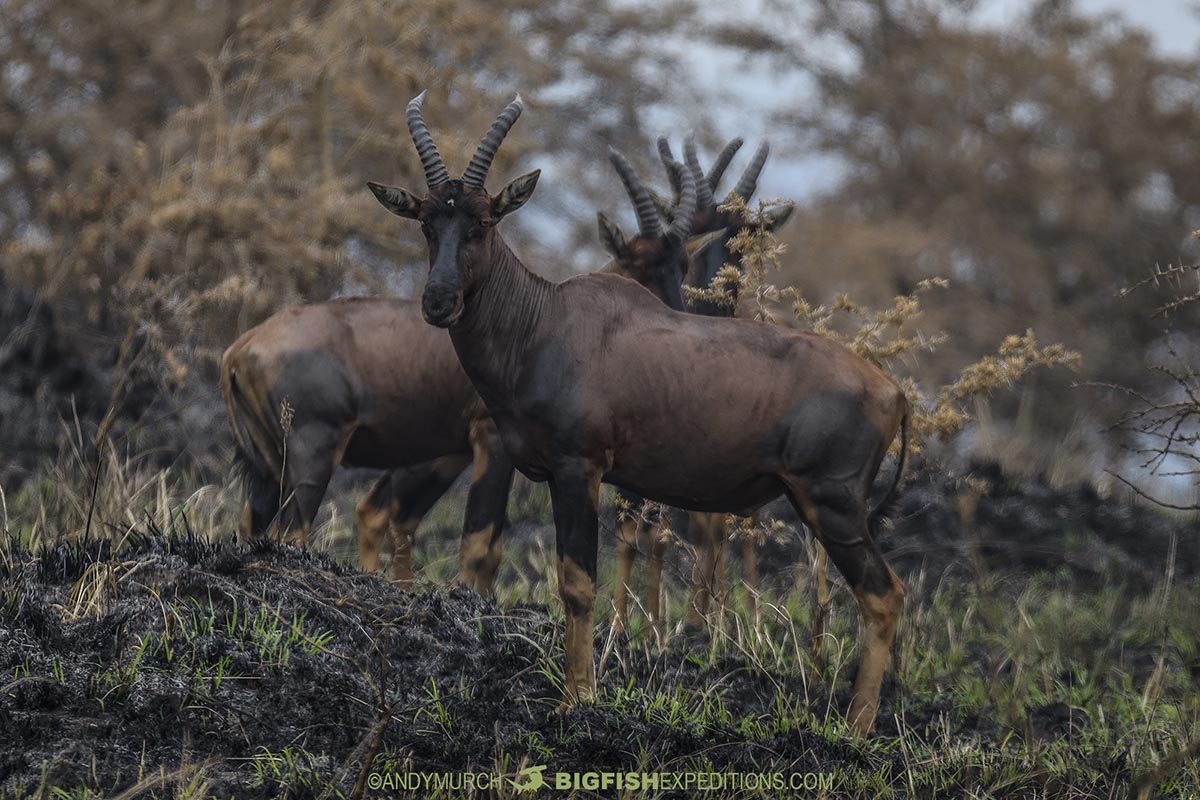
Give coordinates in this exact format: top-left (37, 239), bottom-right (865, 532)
top-left (811, 545), bottom-right (830, 664)
top-left (285, 522), bottom-right (310, 548)
top-left (742, 534), bottom-right (759, 620)
top-left (356, 494), bottom-right (391, 573)
top-left (613, 518), bottom-right (640, 633)
top-left (390, 518), bottom-right (418, 584)
top-left (847, 569), bottom-right (905, 736)
top-left (558, 556), bottom-right (596, 706)
top-left (475, 531), bottom-right (505, 593)
top-left (458, 525), bottom-right (495, 590)
top-left (712, 520), bottom-right (728, 624)
top-left (687, 513), bottom-right (721, 628)
top-left (647, 527), bottom-right (668, 640)
top-left (238, 503), bottom-right (254, 545)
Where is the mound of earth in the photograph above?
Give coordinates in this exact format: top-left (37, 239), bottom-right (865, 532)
top-left (1, 533), bottom-right (882, 798)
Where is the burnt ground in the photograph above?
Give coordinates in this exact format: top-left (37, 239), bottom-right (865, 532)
top-left (719, 458), bottom-right (1200, 593)
top-left (0, 276), bottom-right (113, 487)
top-left (0, 275), bottom-right (229, 490)
top-left (0, 533), bottom-right (870, 798)
top-left (1, 462), bottom-right (1198, 798)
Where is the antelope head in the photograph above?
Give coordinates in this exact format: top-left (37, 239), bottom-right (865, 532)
top-left (657, 136), bottom-right (794, 312)
top-left (368, 92), bottom-right (540, 327)
top-left (598, 140), bottom-right (700, 313)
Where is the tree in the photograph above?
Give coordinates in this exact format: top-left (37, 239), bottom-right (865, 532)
top-left (747, 0), bottom-right (1200, 455)
top-left (0, 0), bottom-right (708, 477)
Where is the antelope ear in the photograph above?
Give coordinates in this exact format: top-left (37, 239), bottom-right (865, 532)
top-left (686, 228), bottom-right (727, 257)
top-left (367, 182), bottom-right (422, 219)
top-left (492, 169), bottom-right (541, 219)
top-left (597, 212), bottom-right (629, 258)
top-left (762, 202), bottom-right (796, 232)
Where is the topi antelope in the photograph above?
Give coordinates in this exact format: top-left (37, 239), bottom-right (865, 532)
top-left (219, 123), bottom-right (702, 591)
top-left (368, 91), bottom-right (910, 736)
top-left (220, 300), bottom-right (514, 590)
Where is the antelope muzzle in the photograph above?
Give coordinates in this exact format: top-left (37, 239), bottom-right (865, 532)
top-left (421, 278), bottom-right (463, 327)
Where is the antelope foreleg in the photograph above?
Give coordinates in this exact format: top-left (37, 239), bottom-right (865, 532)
top-left (548, 463), bottom-right (602, 711)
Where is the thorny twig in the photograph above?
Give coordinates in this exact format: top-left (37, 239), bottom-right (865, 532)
top-left (1108, 264), bottom-right (1200, 510)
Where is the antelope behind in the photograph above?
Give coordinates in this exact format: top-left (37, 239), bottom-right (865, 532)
top-left (613, 134), bottom-right (797, 635)
top-left (220, 298), bottom-right (517, 589)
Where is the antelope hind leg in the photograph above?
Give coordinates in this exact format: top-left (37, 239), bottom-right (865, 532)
top-left (460, 422), bottom-right (514, 593)
top-left (613, 515), bottom-right (642, 634)
top-left (357, 474), bottom-right (394, 573)
top-left (783, 478), bottom-right (904, 737)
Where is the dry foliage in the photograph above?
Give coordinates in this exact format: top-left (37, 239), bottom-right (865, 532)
top-left (749, 0), bottom-right (1200, 447)
top-left (690, 195), bottom-right (1082, 458)
top-left (0, 0), bottom-right (705, 372)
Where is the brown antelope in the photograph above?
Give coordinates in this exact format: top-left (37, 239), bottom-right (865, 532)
top-left (613, 135), bottom-right (799, 636)
top-left (220, 301), bottom-right (513, 590)
top-left (219, 126), bottom-right (700, 591)
top-left (368, 91), bottom-right (910, 736)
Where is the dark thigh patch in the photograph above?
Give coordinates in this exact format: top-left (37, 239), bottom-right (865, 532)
top-left (775, 391), bottom-right (883, 478)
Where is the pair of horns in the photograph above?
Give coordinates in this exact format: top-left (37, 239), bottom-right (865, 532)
top-left (608, 139), bottom-right (697, 243)
top-left (659, 136), bottom-right (769, 207)
top-left (406, 91), bottom-right (523, 189)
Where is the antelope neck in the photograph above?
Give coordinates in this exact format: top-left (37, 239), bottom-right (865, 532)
top-left (449, 233), bottom-right (552, 400)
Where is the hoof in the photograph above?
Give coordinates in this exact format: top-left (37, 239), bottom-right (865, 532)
top-left (552, 689), bottom-right (595, 716)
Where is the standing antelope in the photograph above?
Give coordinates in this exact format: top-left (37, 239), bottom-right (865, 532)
top-left (220, 300), bottom-right (514, 590)
top-left (220, 126), bottom-right (700, 591)
top-left (368, 91), bottom-right (910, 735)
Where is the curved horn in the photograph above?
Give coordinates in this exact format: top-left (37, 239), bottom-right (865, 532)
top-left (462, 94), bottom-right (524, 188)
top-left (683, 136), bottom-right (714, 209)
top-left (666, 145), bottom-right (697, 243)
top-left (731, 141), bottom-right (770, 202)
top-left (608, 146), bottom-right (663, 238)
top-left (657, 137), bottom-right (683, 195)
top-left (406, 91), bottom-right (450, 188)
top-left (707, 137), bottom-right (744, 192)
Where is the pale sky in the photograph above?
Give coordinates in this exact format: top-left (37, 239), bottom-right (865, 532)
top-left (994, 0), bottom-right (1200, 54)
top-left (694, 0), bottom-right (1200, 204)
top-left (532, 0), bottom-right (1200, 261)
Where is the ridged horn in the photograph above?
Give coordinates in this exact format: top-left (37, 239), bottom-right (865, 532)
top-left (666, 142), bottom-right (697, 243)
top-left (731, 141), bottom-right (770, 202)
top-left (657, 137), bottom-right (683, 195)
top-left (406, 91), bottom-right (450, 188)
top-left (707, 137), bottom-right (744, 192)
top-left (683, 135), bottom-right (714, 209)
top-left (462, 94), bottom-right (525, 188)
top-left (608, 146), bottom-right (663, 238)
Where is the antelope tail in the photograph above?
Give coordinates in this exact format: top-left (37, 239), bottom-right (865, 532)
top-left (221, 364), bottom-right (284, 481)
top-left (868, 410), bottom-right (909, 537)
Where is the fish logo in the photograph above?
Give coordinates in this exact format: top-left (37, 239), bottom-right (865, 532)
top-left (511, 764), bottom-right (547, 793)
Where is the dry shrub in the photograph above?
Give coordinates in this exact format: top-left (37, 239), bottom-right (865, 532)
top-left (1102, 260), bottom-right (1200, 510)
top-left (1, 0), bottom-right (707, 360)
top-left (688, 195), bottom-right (1082, 460)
